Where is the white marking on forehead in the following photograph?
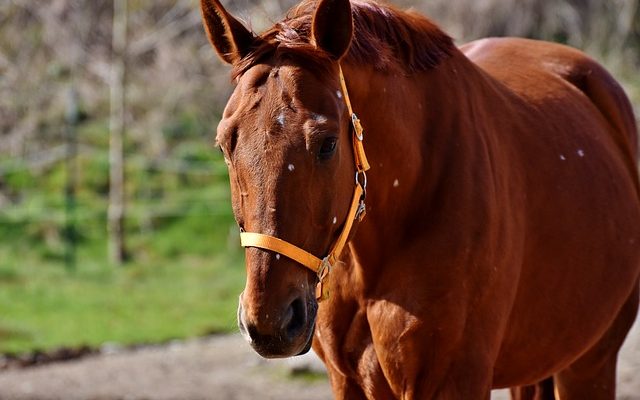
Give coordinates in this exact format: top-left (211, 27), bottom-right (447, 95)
top-left (577, 149), bottom-right (585, 157)
top-left (288, 164), bottom-right (295, 171)
top-left (336, 90), bottom-right (343, 99)
top-left (393, 179), bottom-right (400, 187)
top-left (311, 113), bottom-right (328, 124)
top-left (276, 113), bottom-right (286, 127)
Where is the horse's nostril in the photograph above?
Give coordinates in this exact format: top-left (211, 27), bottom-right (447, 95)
top-left (238, 296), bottom-right (316, 358)
top-left (285, 297), bottom-right (307, 338)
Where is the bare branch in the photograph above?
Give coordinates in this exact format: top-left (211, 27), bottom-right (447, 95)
top-left (130, 7), bottom-right (202, 57)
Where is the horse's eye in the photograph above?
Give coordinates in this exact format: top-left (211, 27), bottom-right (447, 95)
top-left (318, 137), bottom-right (338, 160)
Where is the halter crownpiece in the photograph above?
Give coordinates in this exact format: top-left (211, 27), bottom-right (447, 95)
top-left (239, 64), bottom-right (370, 301)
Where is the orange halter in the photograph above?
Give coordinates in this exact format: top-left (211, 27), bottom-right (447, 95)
top-left (240, 64), bottom-right (370, 301)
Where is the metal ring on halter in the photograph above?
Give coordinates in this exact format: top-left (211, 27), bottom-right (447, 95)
top-left (355, 170), bottom-right (367, 190)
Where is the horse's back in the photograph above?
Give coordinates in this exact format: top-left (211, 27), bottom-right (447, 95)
top-left (462, 37), bottom-right (639, 233)
top-left (461, 37), bottom-right (640, 385)
top-left (462, 37), bottom-right (638, 162)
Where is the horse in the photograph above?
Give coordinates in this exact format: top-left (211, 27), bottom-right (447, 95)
top-left (199, 0), bottom-right (640, 398)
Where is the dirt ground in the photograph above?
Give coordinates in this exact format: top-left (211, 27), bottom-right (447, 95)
top-left (0, 317), bottom-right (638, 400)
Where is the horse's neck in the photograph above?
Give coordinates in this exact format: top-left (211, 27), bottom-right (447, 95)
top-left (343, 52), bottom-right (497, 275)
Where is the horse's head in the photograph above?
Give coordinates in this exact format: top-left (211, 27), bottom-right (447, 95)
top-left (201, 0), bottom-right (360, 358)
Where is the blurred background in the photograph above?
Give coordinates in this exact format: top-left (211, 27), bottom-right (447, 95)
top-left (0, 0), bottom-right (638, 357)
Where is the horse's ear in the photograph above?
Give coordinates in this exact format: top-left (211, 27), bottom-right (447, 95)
top-left (200, 0), bottom-right (255, 64)
top-left (311, 0), bottom-right (353, 60)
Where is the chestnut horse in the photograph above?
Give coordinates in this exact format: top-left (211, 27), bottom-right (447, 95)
top-left (199, 0), bottom-right (640, 398)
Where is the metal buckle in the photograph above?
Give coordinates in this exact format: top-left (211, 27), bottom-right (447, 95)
top-left (352, 113), bottom-right (364, 141)
top-left (315, 257), bottom-right (332, 301)
top-left (354, 171), bottom-right (367, 221)
top-left (317, 257), bottom-right (331, 281)
top-left (355, 200), bottom-right (366, 221)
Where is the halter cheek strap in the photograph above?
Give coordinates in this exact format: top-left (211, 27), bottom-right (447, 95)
top-left (240, 64), bottom-right (370, 301)
top-left (338, 65), bottom-right (370, 173)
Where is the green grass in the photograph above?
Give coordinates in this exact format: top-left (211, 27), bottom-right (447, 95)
top-left (0, 136), bottom-right (249, 355)
top-left (0, 246), bottom-right (245, 354)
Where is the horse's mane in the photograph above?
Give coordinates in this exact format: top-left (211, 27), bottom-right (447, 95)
top-left (232, 0), bottom-right (455, 79)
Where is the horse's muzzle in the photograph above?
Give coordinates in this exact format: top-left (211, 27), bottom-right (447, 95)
top-left (237, 294), bottom-right (317, 358)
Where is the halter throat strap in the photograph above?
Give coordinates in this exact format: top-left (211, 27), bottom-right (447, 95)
top-left (240, 64), bottom-right (370, 300)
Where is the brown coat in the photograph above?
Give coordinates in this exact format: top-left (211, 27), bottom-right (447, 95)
top-left (201, 0), bottom-right (640, 398)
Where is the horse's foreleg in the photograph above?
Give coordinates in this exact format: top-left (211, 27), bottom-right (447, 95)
top-left (316, 342), bottom-right (393, 399)
top-left (509, 377), bottom-right (555, 400)
top-left (367, 300), bottom-right (496, 399)
top-left (326, 372), bottom-right (368, 400)
top-left (553, 284), bottom-right (638, 400)
top-left (313, 306), bottom-right (395, 399)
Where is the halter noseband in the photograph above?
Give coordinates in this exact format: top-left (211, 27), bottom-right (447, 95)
top-left (240, 64), bottom-right (370, 301)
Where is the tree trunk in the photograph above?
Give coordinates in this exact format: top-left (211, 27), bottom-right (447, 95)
top-left (108, 0), bottom-right (128, 265)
